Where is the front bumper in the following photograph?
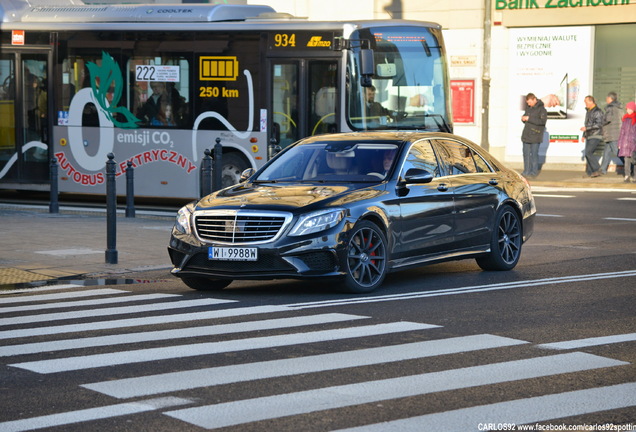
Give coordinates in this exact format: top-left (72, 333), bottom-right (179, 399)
top-left (168, 230), bottom-right (345, 281)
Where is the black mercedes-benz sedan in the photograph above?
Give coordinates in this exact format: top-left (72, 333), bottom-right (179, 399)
top-left (168, 132), bottom-right (536, 293)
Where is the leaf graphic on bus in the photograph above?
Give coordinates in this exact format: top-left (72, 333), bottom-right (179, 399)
top-left (87, 51), bottom-right (140, 129)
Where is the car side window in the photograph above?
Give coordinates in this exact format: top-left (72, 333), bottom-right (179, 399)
top-left (400, 140), bottom-right (440, 178)
top-left (437, 140), bottom-right (478, 175)
top-left (473, 151), bottom-right (493, 173)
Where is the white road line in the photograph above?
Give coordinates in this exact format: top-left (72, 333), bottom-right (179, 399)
top-left (0, 313), bottom-right (367, 357)
top-left (286, 270), bottom-right (636, 309)
top-left (163, 352), bottom-right (627, 430)
top-left (10, 322), bottom-right (437, 374)
top-left (0, 288), bottom-right (128, 305)
top-left (0, 293), bottom-right (181, 314)
top-left (334, 383), bottom-right (636, 432)
top-left (538, 332), bottom-right (636, 350)
top-left (83, 334), bottom-right (528, 399)
top-left (0, 305), bottom-right (291, 340)
top-left (532, 194), bottom-right (575, 198)
top-left (0, 397), bottom-right (192, 432)
top-left (618, 197), bottom-right (636, 201)
top-left (536, 214), bottom-right (564, 217)
top-left (0, 284), bottom-right (84, 295)
top-left (0, 298), bottom-right (236, 327)
top-left (605, 217), bottom-right (636, 222)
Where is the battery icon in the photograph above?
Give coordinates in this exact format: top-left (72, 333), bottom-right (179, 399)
top-left (200, 56), bottom-right (239, 81)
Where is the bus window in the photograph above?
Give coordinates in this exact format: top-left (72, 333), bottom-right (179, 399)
top-left (310, 61), bottom-right (338, 136)
top-left (272, 63), bottom-right (298, 148)
top-left (129, 56), bottom-right (190, 128)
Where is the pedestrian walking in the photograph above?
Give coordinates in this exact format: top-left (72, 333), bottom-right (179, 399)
top-left (601, 92), bottom-right (623, 175)
top-left (521, 93), bottom-right (547, 178)
top-left (580, 95), bottom-right (604, 177)
top-left (617, 101), bottom-right (636, 183)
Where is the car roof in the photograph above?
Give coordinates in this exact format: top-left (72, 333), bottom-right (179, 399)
top-left (299, 131), bottom-right (468, 145)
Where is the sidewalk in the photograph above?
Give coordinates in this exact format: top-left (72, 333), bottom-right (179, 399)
top-left (0, 205), bottom-right (176, 287)
top-left (1, 170), bottom-right (634, 288)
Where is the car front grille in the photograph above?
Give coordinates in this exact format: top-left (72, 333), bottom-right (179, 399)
top-left (194, 210), bottom-right (291, 244)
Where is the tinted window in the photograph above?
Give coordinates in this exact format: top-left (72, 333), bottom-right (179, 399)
top-left (437, 139), bottom-right (477, 175)
top-left (400, 140), bottom-right (439, 178)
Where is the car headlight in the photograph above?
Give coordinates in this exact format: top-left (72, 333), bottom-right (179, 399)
top-left (174, 205), bottom-right (194, 234)
top-left (289, 209), bottom-right (345, 237)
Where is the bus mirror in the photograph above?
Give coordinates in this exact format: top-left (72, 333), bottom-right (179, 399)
top-left (360, 49), bottom-right (374, 87)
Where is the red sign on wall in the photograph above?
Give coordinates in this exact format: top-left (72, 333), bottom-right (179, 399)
top-left (12, 30), bottom-right (25, 45)
top-left (451, 79), bottom-right (475, 124)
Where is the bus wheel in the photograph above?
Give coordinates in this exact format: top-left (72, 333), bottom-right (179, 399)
top-left (221, 153), bottom-right (249, 188)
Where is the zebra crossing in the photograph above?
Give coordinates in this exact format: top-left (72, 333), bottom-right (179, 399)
top-left (1, 284), bottom-right (634, 431)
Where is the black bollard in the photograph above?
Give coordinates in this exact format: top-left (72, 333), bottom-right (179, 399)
top-left (125, 160), bottom-right (135, 218)
top-left (213, 137), bottom-right (223, 192)
top-left (49, 157), bottom-right (59, 214)
top-left (105, 153), bottom-right (118, 264)
top-left (201, 149), bottom-right (212, 197)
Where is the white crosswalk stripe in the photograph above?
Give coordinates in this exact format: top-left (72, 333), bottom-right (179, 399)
top-left (0, 285), bottom-right (633, 432)
top-left (163, 353), bottom-right (627, 429)
top-left (334, 383), bottom-right (636, 432)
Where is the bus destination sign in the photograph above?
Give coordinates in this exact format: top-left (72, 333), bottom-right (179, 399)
top-left (269, 32), bottom-right (334, 50)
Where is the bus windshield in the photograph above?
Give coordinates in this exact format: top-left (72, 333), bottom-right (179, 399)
top-left (347, 26), bottom-right (451, 133)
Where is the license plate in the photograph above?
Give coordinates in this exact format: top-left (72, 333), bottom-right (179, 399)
top-left (209, 246), bottom-right (258, 261)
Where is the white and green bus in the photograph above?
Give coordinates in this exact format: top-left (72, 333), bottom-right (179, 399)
top-left (0, 0), bottom-right (452, 198)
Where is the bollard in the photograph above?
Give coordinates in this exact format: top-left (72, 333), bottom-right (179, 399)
top-left (213, 137), bottom-right (223, 192)
top-left (125, 160), bottom-right (135, 218)
top-left (105, 153), bottom-right (118, 264)
top-left (201, 149), bottom-right (212, 197)
top-left (49, 157), bottom-right (59, 214)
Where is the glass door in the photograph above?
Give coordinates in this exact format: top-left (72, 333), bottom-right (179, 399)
top-left (269, 59), bottom-right (338, 150)
top-left (0, 50), bottom-right (50, 185)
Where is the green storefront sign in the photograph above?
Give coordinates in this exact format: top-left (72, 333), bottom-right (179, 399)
top-left (496, 0), bottom-right (630, 9)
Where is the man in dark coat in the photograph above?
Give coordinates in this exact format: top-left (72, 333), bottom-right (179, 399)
top-left (521, 93), bottom-right (547, 178)
top-left (581, 95), bottom-right (604, 177)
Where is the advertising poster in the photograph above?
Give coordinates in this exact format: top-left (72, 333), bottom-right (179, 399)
top-left (507, 26), bottom-right (594, 165)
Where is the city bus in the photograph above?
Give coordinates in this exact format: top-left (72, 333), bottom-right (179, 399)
top-left (0, 0), bottom-right (452, 199)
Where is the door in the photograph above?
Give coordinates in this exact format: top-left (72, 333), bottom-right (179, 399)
top-left (269, 59), bottom-right (338, 150)
top-left (392, 139), bottom-right (456, 264)
top-left (0, 50), bottom-right (50, 184)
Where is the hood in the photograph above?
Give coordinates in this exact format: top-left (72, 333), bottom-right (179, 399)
top-left (196, 182), bottom-right (378, 212)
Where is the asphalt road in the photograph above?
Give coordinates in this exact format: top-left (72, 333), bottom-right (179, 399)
top-left (1, 188), bottom-right (635, 431)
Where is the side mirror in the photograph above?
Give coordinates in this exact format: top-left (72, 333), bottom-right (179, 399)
top-left (360, 49), bottom-right (374, 87)
top-left (240, 168), bottom-right (256, 183)
top-left (403, 168), bottom-right (434, 184)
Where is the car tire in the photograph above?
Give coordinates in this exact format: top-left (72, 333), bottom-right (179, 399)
top-left (476, 205), bottom-right (522, 271)
top-left (221, 153), bottom-right (250, 189)
top-left (181, 277), bottom-right (232, 291)
top-left (341, 220), bottom-right (388, 293)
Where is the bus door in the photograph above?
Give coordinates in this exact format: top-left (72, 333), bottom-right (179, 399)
top-left (268, 59), bottom-right (339, 150)
top-left (0, 50), bottom-right (51, 185)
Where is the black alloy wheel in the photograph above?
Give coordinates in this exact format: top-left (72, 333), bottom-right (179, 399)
top-left (343, 220), bottom-right (388, 293)
top-left (476, 205), bottom-right (522, 271)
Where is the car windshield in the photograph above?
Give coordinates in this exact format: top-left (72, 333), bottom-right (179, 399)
top-left (255, 142), bottom-right (399, 183)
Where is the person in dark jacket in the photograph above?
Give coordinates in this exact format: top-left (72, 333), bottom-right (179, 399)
top-left (581, 95), bottom-right (604, 177)
top-left (600, 92), bottom-right (623, 175)
top-left (521, 93), bottom-right (547, 178)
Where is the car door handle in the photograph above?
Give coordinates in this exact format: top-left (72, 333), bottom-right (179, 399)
top-left (489, 178), bottom-right (499, 186)
top-left (437, 183), bottom-right (449, 192)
